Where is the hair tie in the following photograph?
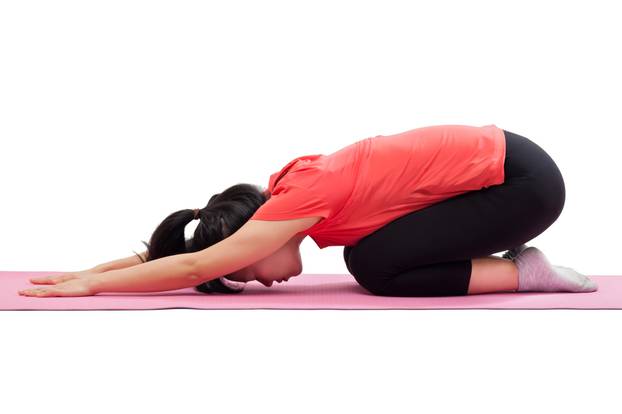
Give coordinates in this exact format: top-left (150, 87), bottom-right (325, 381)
top-left (193, 209), bottom-right (201, 220)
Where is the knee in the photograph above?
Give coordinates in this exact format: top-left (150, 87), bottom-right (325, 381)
top-left (352, 272), bottom-right (391, 296)
top-left (343, 246), bottom-right (354, 275)
top-left (347, 248), bottom-right (391, 296)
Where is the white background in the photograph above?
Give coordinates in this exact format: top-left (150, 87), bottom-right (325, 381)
top-left (1, 1), bottom-right (620, 413)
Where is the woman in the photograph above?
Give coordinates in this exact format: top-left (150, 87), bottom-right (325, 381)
top-left (20, 124), bottom-right (597, 297)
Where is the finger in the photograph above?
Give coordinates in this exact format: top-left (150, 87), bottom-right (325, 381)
top-left (30, 275), bottom-right (64, 284)
top-left (18, 287), bottom-right (56, 297)
top-left (30, 276), bottom-right (55, 284)
top-left (30, 275), bottom-right (73, 285)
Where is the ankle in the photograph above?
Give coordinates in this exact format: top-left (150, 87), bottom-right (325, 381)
top-left (468, 256), bottom-right (520, 294)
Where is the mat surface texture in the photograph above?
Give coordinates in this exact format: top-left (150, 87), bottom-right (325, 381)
top-left (1, 271), bottom-right (620, 310)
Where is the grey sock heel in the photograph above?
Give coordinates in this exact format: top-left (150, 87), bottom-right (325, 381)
top-left (502, 244), bottom-right (529, 261)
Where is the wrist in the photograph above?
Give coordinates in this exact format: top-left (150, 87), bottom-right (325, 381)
top-left (89, 265), bottom-right (108, 274)
top-left (86, 274), bottom-right (105, 294)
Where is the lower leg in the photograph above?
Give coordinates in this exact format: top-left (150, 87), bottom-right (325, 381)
top-left (467, 256), bottom-right (518, 294)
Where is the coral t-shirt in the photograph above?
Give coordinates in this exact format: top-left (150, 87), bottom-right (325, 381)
top-left (250, 124), bottom-right (506, 249)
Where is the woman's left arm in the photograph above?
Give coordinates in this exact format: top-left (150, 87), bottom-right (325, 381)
top-left (19, 253), bottom-right (197, 297)
top-left (18, 216), bottom-right (320, 297)
top-left (89, 253), bottom-right (197, 293)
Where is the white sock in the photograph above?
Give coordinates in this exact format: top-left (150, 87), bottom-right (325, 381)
top-left (512, 247), bottom-right (598, 293)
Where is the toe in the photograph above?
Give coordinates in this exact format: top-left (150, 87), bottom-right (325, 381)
top-left (584, 279), bottom-right (598, 292)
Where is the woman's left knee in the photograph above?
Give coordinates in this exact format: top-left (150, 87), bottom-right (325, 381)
top-left (351, 272), bottom-right (391, 296)
top-left (343, 246), bottom-right (354, 275)
top-left (346, 247), bottom-right (390, 294)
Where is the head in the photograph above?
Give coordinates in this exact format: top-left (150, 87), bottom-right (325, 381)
top-left (134, 183), bottom-right (305, 293)
top-left (224, 231), bottom-right (306, 287)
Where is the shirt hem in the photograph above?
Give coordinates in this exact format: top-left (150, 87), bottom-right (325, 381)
top-left (490, 124), bottom-right (507, 186)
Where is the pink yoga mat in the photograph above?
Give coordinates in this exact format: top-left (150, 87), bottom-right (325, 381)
top-left (1, 271), bottom-right (619, 310)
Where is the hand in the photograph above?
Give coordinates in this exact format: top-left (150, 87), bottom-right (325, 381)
top-left (29, 269), bottom-right (95, 285)
top-left (18, 278), bottom-right (96, 297)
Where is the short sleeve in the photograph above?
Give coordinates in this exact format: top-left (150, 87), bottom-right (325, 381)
top-left (250, 173), bottom-right (332, 221)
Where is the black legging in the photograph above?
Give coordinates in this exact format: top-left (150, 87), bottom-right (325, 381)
top-left (342, 129), bottom-right (566, 296)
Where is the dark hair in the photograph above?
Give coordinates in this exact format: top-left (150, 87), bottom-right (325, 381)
top-left (133, 183), bottom-right (269, 294)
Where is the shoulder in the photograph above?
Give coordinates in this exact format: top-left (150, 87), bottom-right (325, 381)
top-left (247, 216), bottom-right (322, 235)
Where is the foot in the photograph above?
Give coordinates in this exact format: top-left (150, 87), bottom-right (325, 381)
top-left (502, 244), bottom-right (529, 261)
top-left (513, 246), bottom-right (598, 292)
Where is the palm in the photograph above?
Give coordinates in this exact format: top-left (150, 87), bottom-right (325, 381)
top-left (19, 278), bottom-right (95, 297)
top-left (29, 271), bottom-right (90, 285)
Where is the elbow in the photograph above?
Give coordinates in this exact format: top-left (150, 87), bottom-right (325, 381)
top-left (186, 255), bottom-right (206, 283)
top-left (189, 251), bottom-right (240, 285)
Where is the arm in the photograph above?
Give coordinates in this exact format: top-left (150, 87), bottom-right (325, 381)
top-left (88, 217), bottom-right (320, 294)
top-left (90, 251), bottom-right (148, 273)
top-left (25, 250), bottom-right (149, 286)
top-left (192, 217), bottom-right (321, 282)
top-left (88, 252), bottom-right (196, 293)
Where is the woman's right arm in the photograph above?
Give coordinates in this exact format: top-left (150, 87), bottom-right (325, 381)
top-left (90, 251), bottom-right (148, 273)
top-left (30, 252), bottom-right (147, 285)
top-left (29, 251), bottom-right (149, 285)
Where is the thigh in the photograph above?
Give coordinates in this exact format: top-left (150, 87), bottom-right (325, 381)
top-left (344, 129), bottom-right (566, 279)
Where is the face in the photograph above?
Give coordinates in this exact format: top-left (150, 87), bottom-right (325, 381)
top-left (225, 232), bottom-right (306, 287)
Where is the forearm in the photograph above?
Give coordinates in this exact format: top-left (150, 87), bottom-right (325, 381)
top-left (89, 253), bottom-right (201, 294)
top-left (91, 252), bottom-right (147, 273)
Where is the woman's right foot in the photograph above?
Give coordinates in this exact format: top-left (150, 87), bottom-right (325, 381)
top-left (501, 244), bottom-right (529, 261)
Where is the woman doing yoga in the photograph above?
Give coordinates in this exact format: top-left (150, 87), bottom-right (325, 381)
top-left (20, 124), bottom-right (597, 297)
